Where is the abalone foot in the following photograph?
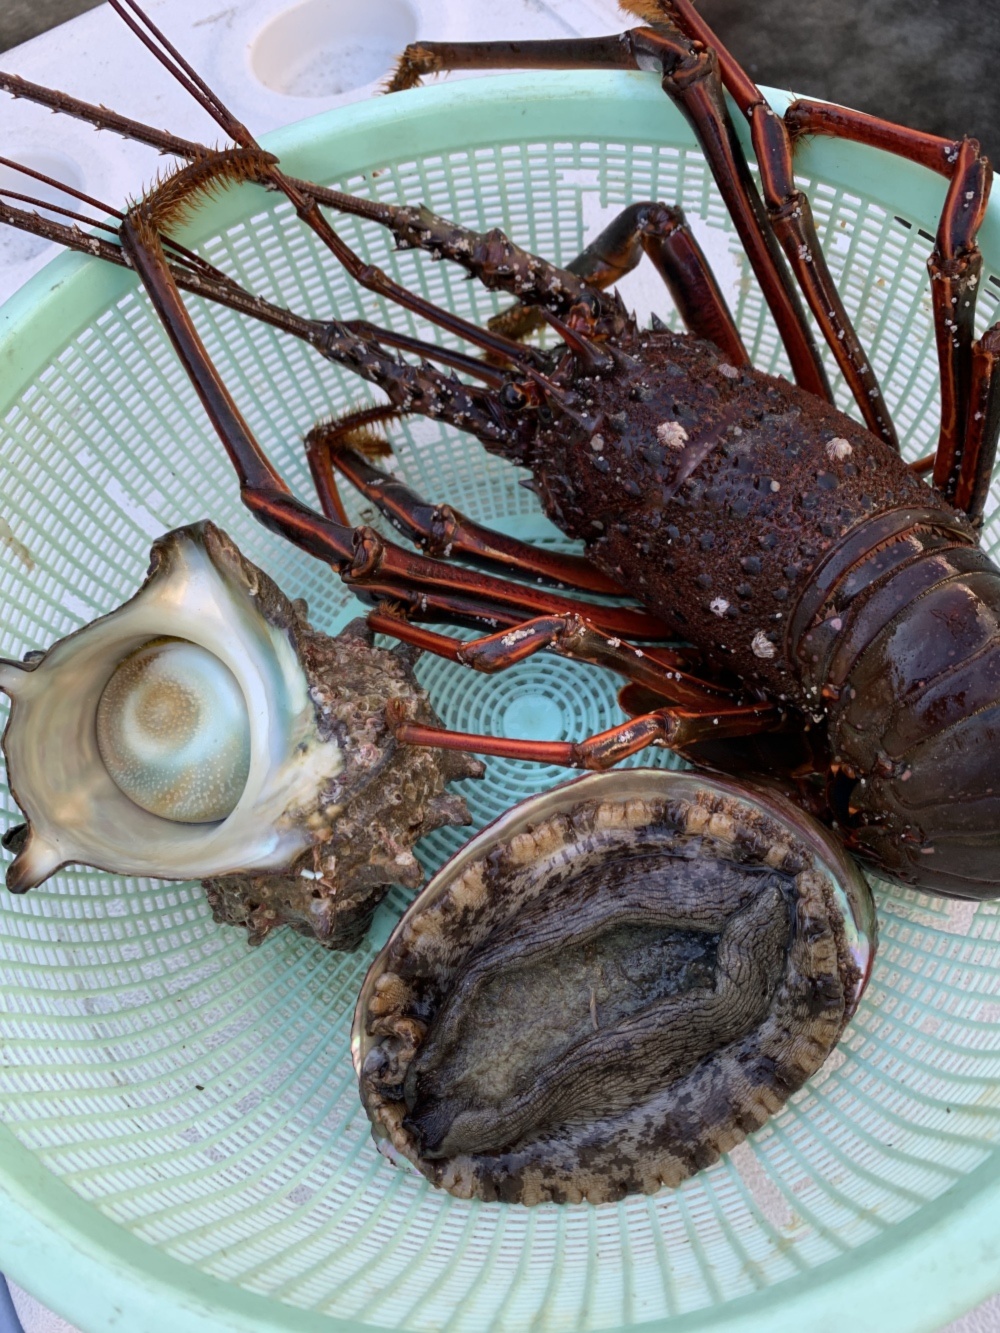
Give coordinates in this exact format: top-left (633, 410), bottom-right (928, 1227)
top-left (355, 770), bottom-right (875, 1205)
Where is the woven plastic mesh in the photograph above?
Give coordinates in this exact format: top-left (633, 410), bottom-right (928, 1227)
top-left (2, 81), bottom-right (1000, 1332)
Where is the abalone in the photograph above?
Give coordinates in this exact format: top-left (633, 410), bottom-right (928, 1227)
top-left (355, 770), bottom-right (875, 1204)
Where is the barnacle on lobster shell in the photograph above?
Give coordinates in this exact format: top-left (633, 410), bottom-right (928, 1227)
top-left (354, 770), bottom-right (875, 1205)
top-left (0, 522), bottom-right (481, 949)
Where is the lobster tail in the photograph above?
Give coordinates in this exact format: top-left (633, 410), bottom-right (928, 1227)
top-left (792, 510), bottom-right (1000, 897)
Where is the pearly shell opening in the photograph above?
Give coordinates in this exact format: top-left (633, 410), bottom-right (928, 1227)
top-left (96, 638), bottom-right (252, 824)
top-left (0, 524), bottom-right (343, 891)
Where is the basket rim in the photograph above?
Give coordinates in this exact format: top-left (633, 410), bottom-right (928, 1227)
top-left (1, 68), bottom-right (999, 1333)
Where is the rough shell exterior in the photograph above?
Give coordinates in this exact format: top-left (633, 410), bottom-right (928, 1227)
top-left (196, 578), bottom-right (483, 950)
top-left (0, 522), bottom-right (481, 950)
top-left (522, 327), bottom-right (939, 708)
top-left (359, 787), bottom-right (865, 1205)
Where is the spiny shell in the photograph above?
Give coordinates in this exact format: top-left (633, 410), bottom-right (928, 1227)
top-left (201, 613), bottom-right (482, 950)
top-left (355, 770), bottom-right (875, 1204)
top-left (0, 522), bottom-right (481, 949)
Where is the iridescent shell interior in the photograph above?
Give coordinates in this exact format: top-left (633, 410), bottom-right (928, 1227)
top-left (0, 523), bottom-right (343, 890)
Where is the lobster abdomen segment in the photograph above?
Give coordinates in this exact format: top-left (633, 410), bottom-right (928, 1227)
top-left (821, 540), bottom-right (1000, 895)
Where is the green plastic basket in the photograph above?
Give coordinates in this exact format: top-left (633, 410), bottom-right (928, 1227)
top-left (2, 71), bottom-right (1000, 1333)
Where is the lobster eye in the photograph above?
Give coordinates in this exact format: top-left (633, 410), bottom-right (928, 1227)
top-left (568, 294), bottom-right (600, 322)
top-left (500, 381), bottom-right (528, 411)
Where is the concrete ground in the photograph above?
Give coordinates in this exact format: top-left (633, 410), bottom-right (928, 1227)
top-left (0, 0), bottom-right (101, 53)
top-left (2, 0), bottom-right (997, 163)
top-left (701, 0), bottom-right (1000, 164)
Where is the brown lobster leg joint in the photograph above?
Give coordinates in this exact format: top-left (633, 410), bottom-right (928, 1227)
top-left (308, 418), bottom-right (625, 594)
top-left (388, 698), bottom-right (780, 770)
top-left (386, 35), bottom-right (633, 93)
top-left (930, 142), bottom-right (992, 499)
top-left (627, 204), bottom-right (750, 367)
top-left (492, 201), bottom-right (749, 369)
top-left (120, 214), bottom-right (289, 503)
top-left (957, 326), bottom-right (1000, 525)
top-left (782, 98), bottom-right (994, 505)
top-left (384, 22), bottom-right (830, 401)
top-left (662, 0), bottom-right (896, 448)
top-left (370, 611), bottom-right (739, 708)
top-left (120, 210), bottom-right (669, 639)
top-left (637, 25), bottom-right (832, 403)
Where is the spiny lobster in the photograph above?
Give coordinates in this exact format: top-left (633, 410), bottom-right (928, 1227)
top-left (1, 0), bottom-right (998, 899)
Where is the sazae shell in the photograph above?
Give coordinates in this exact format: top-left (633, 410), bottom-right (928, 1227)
top-left (0, 523), bottom-right (481, 949)
top-left (354, 770), bottom-right (875, 1205)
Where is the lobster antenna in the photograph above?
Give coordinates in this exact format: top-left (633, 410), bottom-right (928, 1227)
top-left (0, 186), bottom-right (118, 236)
top-left (0, 184), bottom-right (509, 388)
top-left (0, 70), bottom-right (409, 236)
top-left (0, 151), bottom-right (233, 286)
top-left (107, 0), bottom-right (249, 145)
top-left (105, 2), bottom-right (546, 372)
top-left (0, 154), bottom-right (122, 222)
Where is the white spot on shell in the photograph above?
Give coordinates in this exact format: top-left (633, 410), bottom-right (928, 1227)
top-left (826, 437), bottom-right (853, 461)
top-left (590, 434), bottom-right (605, 452)
top-left (656, 420), bottom-right (688, 450)
top-left (501, 627), bottom-right (536, 647)
top-left (752, 631), bottom-right (777, 659)
top-left (710, 598), bottom-right (730, 617)
top-left (717, 362), bottom-right (740, 379)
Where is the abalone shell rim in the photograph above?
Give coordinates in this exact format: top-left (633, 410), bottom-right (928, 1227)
top-left (351, 767), bottom-right (877, 1083)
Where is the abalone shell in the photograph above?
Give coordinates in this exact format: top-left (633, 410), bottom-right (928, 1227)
top-left (355, 771), bottom-right (874, 1204)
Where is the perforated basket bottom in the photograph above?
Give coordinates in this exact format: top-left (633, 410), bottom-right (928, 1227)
top-left (2, 78), bottom-right (1000, 1333)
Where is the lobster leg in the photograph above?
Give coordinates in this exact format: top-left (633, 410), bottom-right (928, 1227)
top-left (0, 187), bottom-right (512, 392)
top-left (0, 171), bottom-right (678, 635)
top-left (0, 67), bottom-right (622, 348)
top-left (785, 99), bottom-right (994, 509)
top-left (306, 408), bottom-right (626, 594)
top-left (659, 0), bottom-right (897, 449)
top-left (0, 64), bottom-right (740, 366)
top-left (490, 201), bottom-right (750, 368)
top-left (389, 698), bottom-right (781, 771)
top-left (368, 610), bottom-right (740, 710)
top-left (386, 26), bottom-right (833, 402)
top-left (117, 197), bottom-right (676, 641)
top-left (958, 327), bottom-right (1000, 524)
top-left (323, 196), bottom-right (747, 370)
